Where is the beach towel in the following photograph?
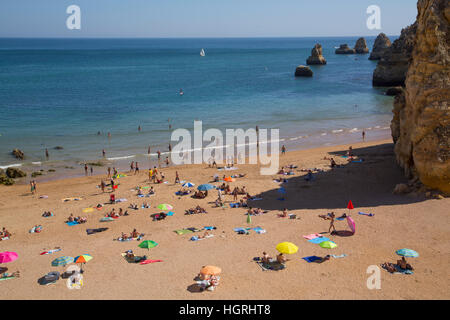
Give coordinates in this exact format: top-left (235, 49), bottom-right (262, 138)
top-left (308, 236), bottom-right (330, 244)
top-left (358, 212), bottom-right (374, 217)
top-left (174, 229), bottom-right (194, 235)
top-left (203, 226), bottom-right (215, 230)
top-left (0, 237), bottom-right (10, 241)
top-left (229, 203), bottom-right (240, 208)
top-left (0, 276), bottom-right (16, 281)
top-left (351, 159), bottom-right (363, 163)
top-left (66, 221), bottom-right (79, 226)
top-left (393, 265), bottom-right (413, 274)
top-left (330, 254), bottom-right (347, 258)
top-left (233, 228), bottom-right (246, 233)
top-left (116, 198), bottom-right (127, 203)
top-left (336, 217), bottom-right (345, 221)
top-left (39, 195), bottom-right (49, 199)
top-left (190, 235), bottom-right (214, 241)
top-left (40, 248), bottom-right (61, 255)
top-left (247, 197), bottom-right (263, 201)
top-left (253, 227), bottom-right (266, 234)
top-left (303, 233), bottom-right (322, 240)
top-left (302, 256), bottom-right (322, 263)
top-left (186, 227), bottom-right (202, 232)
top-left (138, 194), bottom-right (145, 198)
top-left (166, 211), bottom-right (174, 216)
top-left (256, 261), bottom-right (285, 271)
top-left (140, 259), bottom-right (163, 265)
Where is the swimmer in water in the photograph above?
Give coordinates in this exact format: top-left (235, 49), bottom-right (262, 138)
top-left (179, 88), bottom-right (184, 96)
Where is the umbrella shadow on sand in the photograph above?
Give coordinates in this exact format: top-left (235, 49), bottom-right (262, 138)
top-left (332, 230), bottom-right (354, 237)
top-left (187, 283), bottom-right (204, 293)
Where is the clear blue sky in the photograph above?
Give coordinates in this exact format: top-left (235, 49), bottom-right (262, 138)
top-left (0, 0), bottom-right (418, 38)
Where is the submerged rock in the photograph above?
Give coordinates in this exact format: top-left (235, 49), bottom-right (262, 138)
top-left (354, 37), bottom-right (369, 54)
top-left (6, 167), bottom-right (27, 178)
top-left (12, 149), bottom-right (24, 160)
top-left (335, 44), bottom-right (355, 54)
top-left (385, 87), bottom-right (403, 96)
top-left (391, 0), bottom-right (450, 195)
top-left (369, 33), bottom-right (392, 60)
top-left (294, 65), bottom-right (313, 77)
top-left (306, 44), bottom-right (327, 65)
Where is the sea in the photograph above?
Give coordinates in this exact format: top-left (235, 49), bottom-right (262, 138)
top-left (0, 37), bottom-right (396, 179)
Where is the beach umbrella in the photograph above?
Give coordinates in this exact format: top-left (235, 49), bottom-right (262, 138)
top-left (246, 212), bottom-right (252, 224)
top-left (346, 216), bottom-right (356, 234)
top-left (319, 241), bottom-right (337, 249)
top-left (396, 249), bottom-right (419, 258)
top-left (74, 254), bottom-right (92, 272)
top-left (224, 177), bottom-right (235, 182)
top-left (182, 182), bottom-right (195, 188)
top-left (51, 256), bottom-right (74, 267)
top-left (200, 265), bottom-right (221, 276)
top-left (197, 184), bottom-right (215, 191)
top-left (138, 240), bottom-right (158, 250)
top-left (276, 242), bottom-right (298, 254)
top-left (157, 204), bottom-right (173, 211)
top-left (0, 251), bottom-right (18, 264)
top-left (347, 200), bottom-right (354, 210)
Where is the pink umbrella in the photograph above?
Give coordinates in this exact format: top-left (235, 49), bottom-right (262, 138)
top-left (346, 216), bottom-right (356, 234)
top-left (0, 251), bottom-right (18, 264)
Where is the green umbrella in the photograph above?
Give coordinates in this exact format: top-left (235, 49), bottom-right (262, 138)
top-left (51, 256), bottom-right (74, 266)
top-left (246, 212), bottom-right (252, 224)
top-left (396, 248), bottom-right (419, 258)
top-left (319, 241), bottom-right (337, 249)
top-left (138, 240), bottom-right (158, 250)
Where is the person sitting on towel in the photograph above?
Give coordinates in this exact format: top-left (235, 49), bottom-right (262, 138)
top-left (316, 255), bottom-right (331, 263)
top-left (68, 214), bottom-right (74, 222)
top-left (381, 262), bottom-right (397, 273)
top-left (148, 187), bottom-right (155, 195)
top-left (137, 188), bottom-right (143, 196)
top-left (397, 257), bottom-right (413, 270)
top-left (262, 252), bottom-right (272, 264)
top-left (277, 253), bottom-right (289, 265)
top-left (131, 229), bottom-right (139, 238)
top-left (279, 208), bottom-right (288, 218)
top-left (121, 232), bottom-right (129, 240)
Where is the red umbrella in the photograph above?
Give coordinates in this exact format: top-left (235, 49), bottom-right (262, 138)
top-left (347, 200), bottom-right (354, 210)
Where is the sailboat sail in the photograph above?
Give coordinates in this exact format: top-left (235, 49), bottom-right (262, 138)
top-left (200, 48), bottom-right (205, 56)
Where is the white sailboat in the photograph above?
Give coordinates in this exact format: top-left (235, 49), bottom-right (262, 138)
top-left (200, 48), bottom-right (205, 57)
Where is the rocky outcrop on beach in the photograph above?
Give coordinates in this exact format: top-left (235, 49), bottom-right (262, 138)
top-left (306, 44), bottom-right (327, 65)
top-left (369, 33), bottom-right (392, 60)
top-left (391, 0), bottom-right (450, 195)
top-left (354, 37), bottom-right (369, 54)
top-left (372, 22), bottom-right (417, 87)
top-left (12, 149), bottom-right (25, 160)
top-left (6, 167), bottom-right (27, 178)
top-left (295, 65), bottom-right (313, 77)
top-left (335, 44), bottom-right (355, 54)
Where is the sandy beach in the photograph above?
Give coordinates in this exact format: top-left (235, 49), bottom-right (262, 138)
top-left (0, 138), bottom-right (449, 300)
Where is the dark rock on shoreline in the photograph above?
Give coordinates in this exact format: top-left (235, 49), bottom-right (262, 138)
top-left (385, 87), bottom-right (403, 96)
top-left (306, 44), bottom-right (327, 65)
top-left (54, 146), bottom-right (64, 150)
top-left (335, 44), bottom-right (356, 54)
top-left (295, 65), bottom-right (313, 77)
top-left (6, 167), bottom-right (27, 178)
top-left (369, 33), bottom-right (392, 60)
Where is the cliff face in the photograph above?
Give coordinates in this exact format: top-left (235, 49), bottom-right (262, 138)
top-left (369, 33), bottom-right (392, 60)
top-left (391, 0), bottom-right (450, 194)
top-left (372, 22), bottom-right (417, 86)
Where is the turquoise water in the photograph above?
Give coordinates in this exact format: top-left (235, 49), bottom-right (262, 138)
top-left (0, 37), bottom-right (395, 170)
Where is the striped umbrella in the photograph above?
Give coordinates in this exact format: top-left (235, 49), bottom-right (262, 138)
top-left (182, 182), bottom-right (195, 188)
top-left (197, 184), bottom-right (215, 191)
top-left (396, 249), bottom-right (419, 258)
top-left (52, 256), bottom-right (74, 267)
top-left (157, 204), bottom-right (173, 211)
top-left (100, 217), bottom-right (114, 222)
top-left (74, 254), bottom-right (93, 264)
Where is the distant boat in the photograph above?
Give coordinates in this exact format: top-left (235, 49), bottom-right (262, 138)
top-left (200, 48), bottom-right (205, 57)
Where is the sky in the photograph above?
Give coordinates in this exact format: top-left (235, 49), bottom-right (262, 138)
top-left (0, 0), bottom-right (418, 38)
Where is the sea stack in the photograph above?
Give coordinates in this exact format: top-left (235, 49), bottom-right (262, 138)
top-left (294, 65), bottom-right (313, 77)
top-left (335, 44), bottom-right (356, 54)
top-left (372, 22), bottom-right (417, 87)
top-left (306, 44), bottom-right (327, 65)
top-left (390, 0), bottom-right (450, 194)
top-left (354, 37), bottom-right (369, 54)
top-left (369, 33), bottom-right (392, 60)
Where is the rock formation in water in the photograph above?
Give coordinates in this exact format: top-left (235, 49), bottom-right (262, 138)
top-left (335, 44), bottom-right (356, 54)
top-left (372, 22), bottom-right (417, 86)
top-left (6, 167), bottom-right (27, 178)
top-left (369, 33), bottom-right (392, 60)
top-left (295, 65), bottom-right (313, 77)
top-left (391, 0), bottom-right (450, 194)
top-left (306, 44), bottom-right (327, 65)
top-left (354, 37), bottom-right (369, 54)
top-left (12, 149), bottom-right (24, 160)
top-left (385, 87), bottom-right (403, 96)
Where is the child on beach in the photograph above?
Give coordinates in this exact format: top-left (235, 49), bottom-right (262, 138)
top-left (319, 212), bottom-right (336, 234)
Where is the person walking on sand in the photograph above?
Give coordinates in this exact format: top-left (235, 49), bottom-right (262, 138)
top-left (45, 148), bottom-right (49, 159)
top-left (30, 180), bottom-right (35, 195)
top-left (362, 130), bottom-right (366, 141)
top-left (319, 212), bottom-right (337, 234)
top-left (33, 180), bottom-right (37, 194)
top-left (90, 166), bottom-right (93, 176)
top-left (101, 180), bottom-right (105, 193)
top-left (84, 164), bottom-right (88, 176)
top-left (130, 161), bottom-right (135, 172)
top-left (165, 157), bottom-right (170, 167)
top-left (107, 167), bottom-right (111, 178)
top-left (102, 149), bottom-right (106, 158)
top-left (175, 171), bottom-right (180, 184)
top-left (148, 146), bottom-right (151, 155)
top-left (281, 145), bottom-right (286, 155)
top-left (135, 162), bottom-right (139, 175)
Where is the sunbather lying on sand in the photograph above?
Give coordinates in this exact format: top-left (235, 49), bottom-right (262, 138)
top-left (148, 187), bottom-right (155, 195)
top-left (129, 203), bottom-right (139, 210)
top-left (315, 255), bottom-right (331, 263)
top-left (397, 257), bottom-right (413, 270)
top-left (278, 208), bottom-right (288, 218)
top-left (381, 262), bottom-right (397, 273)
top-left (42, 211), bottom-right (53, 217)
top-left (142, 202), bottom-right (150, 208)
top-left (0, 227), bottom-right (11, 239)
top-left (185, 206), bottom-right (207, 215)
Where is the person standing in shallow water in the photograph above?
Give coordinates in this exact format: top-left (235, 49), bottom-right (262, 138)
top-left (135, 162), bottom-right (139, 175)
top-left (84, 164), bottom-right (88, 176)
top-left (90, 166), bottom-right (93, 176)
top-left (102, 149), bottom-right (106, 158)
top-left (138, 125), bottom-right (141, 132)
top-left (45, 148), bottom-right (49, 159)
top-left (362, 130), bottom-right (366, 141)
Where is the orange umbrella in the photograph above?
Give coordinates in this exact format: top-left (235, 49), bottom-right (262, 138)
top-left (199, 265), bottom-right (221, 275)
top-left (224, 177), bottom-right (235, 182)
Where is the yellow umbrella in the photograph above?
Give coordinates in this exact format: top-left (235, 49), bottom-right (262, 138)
top-left (199, 265), bottom-right (221, 276)
top-left (276, 242), bottom-right (298, 254)
top-left (82, 208), bottom-right (94, 213)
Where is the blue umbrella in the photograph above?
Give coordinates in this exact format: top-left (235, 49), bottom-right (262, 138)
top-left (52, 256), bottom-right (74, 266)
top-left (182, 182), bottom-right (195, 188)
top-left (278, 187), bottom-right (286, 194)
top-left (197, 184), bottom-right (215, 191)
top-left (396, 249), bottom-right (419, 258)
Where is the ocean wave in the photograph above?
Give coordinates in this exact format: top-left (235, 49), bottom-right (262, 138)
top-left (107, 155), bottom-right (136, 161)
top-left (32, 161), bottom-right (42, 165)
top-left (321, 133), bottom-right (327, 136)
top-left (332, 129), bottom-right (344, 133)
top-left (349, 128), bottom-right (359, 133)
top-left (0, 163), bottom-right (22, 169)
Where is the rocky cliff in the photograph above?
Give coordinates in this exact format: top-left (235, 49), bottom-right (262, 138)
top-left (369, 33), bottom-right (392, 60)
top-left (372, 22), bottom-right (417, 86)
top-left (391, 0), bottom-right (450, 194)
